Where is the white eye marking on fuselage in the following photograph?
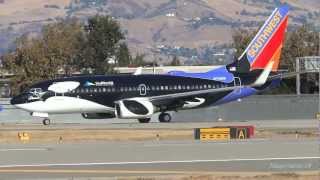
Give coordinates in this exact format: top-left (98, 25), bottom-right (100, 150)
top-left (183, 97), bottom-right (205, 109)
top-left (48, 81), bottom-right (80, 94)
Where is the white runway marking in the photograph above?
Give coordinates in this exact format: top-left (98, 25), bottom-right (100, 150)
top-left (0, 148), bottom-right (49, 152)
top-left (0, 156), bottom-right (319, 168)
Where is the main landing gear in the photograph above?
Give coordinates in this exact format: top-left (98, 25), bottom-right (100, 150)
top-left (42, 118), bottom-right (51, 126)
top-left (159, 112), bottom-right (171, 123)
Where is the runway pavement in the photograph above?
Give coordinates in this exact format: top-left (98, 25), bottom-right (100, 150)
top-left (0, 139), bottom-right (319, 179)
top-left (0, 119), bottom-right (318, 130)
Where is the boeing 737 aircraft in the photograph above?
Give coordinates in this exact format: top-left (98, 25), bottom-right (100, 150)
top-left (11, 5), bottom-right (290, 125)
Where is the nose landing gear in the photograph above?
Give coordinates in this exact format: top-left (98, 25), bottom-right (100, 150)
top-left (42, 118), bottom-right (51, 126)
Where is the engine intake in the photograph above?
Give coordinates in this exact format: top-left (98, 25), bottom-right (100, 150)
top-left (115, 98), bottom-right (154, 119)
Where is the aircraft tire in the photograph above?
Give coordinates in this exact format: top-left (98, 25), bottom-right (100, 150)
top-left (159, 113), bottom-right (171, 123)
top-left (42, 118), bottom-right (51, 126)
top-left (138, 118), bottom-right (151, 123)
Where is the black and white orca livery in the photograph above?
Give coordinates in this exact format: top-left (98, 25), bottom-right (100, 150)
top-left (11, 5), bottom-right (289, 125)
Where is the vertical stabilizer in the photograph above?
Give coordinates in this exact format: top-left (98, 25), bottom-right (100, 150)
top-left (237, 5), bottom-right (289, 72)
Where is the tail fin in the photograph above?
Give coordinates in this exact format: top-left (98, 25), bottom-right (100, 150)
top-left (237, 5), bottom-right (289, 72)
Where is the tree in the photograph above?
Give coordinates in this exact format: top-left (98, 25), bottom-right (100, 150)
top-left (82, 15), bottom-right (125, 74)
top-left (131, 53), bottom-right (147, 66)
top-left (169, 55), bottom-right (181, 66)
top-left (3, 36), bottom-right (51, 94)
top-left (3, 19), bottom-right (85, 94)
top-left (42, 19), bottom-right (85, 75)
top-left (116, 42), bottom-right (131, 67)
top-left (281, 24), bottom-right (319, 71)
top-left (232, 28), bottom-right (257, 58)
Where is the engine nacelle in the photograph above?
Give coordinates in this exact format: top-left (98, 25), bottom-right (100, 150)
top-left (81, 113), bottom-right (115, 119)
top-left (115, 98), bottom-right (155, 119)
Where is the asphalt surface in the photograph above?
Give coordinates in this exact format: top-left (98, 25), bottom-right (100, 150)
top-left (0, 119), bottom-right (318, 130)
top-left (0, 139), bottom-right (319, 179)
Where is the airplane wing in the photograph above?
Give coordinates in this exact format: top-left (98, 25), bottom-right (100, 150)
top-left (148, 85), bottom-right (240, 103)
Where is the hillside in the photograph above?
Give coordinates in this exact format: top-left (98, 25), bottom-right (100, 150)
top-left (0, 0), bottom-right (319, 64)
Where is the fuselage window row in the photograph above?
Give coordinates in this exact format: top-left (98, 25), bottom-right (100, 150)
top-left (69, 83), bottom-right (228, 94)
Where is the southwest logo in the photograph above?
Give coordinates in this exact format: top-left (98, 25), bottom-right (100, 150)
top-left (84, 81), bottom-right (95, 87)
top-left (247, 10), bottom-right (283, 61)
top-left (84, 81), bottom-right (114, 87)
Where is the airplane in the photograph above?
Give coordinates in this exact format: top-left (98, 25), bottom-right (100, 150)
top-left (11, 5), bottom-right (290, 125)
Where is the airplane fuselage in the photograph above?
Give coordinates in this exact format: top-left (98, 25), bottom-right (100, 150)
top-left (11, 74), bottom-right (275, 116)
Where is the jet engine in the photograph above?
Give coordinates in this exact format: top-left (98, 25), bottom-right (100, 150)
top-left (115, 98), bottom-right (155, 119)
top-left (81, 113), bottom-right (115, 119)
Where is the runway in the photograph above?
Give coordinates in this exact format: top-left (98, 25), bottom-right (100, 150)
top-left (1, 119), bottom-right (318, 130)
top-left (0, 139), bottom-right (319, 179)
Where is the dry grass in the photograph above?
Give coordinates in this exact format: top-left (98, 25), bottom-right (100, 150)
top-left (255, 128), bottom-right (318, 139)
top-left (0, 129), bottom-right (193, 144)
top-left (117, 172), bottom-right (320, 180)
top-left (0, 127), bottom-right (318, 144)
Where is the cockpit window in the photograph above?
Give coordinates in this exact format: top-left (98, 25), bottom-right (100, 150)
top-left (28, 88), bottom-right (44, 100)
top-left (29, 88), bottom-right (43, 94)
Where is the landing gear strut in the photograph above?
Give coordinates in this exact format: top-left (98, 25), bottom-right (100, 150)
top-left (42, 118), bottom-right (51, 126)
top-left (138, 118), bottom-right (151, 123)
top-left (159, 112), bottom-right (171, 123)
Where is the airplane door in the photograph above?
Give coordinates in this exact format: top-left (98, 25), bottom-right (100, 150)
top-left (139, 84), bottom-right (147, 96)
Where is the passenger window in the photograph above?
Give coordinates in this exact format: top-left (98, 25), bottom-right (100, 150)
top-left (204, 84), bottom-right (207, 89)
top-left (208, 84), bottom-right (212, 89)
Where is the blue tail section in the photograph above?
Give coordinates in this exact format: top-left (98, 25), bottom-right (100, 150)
top-left (168, 66), bottom-right (234, 83)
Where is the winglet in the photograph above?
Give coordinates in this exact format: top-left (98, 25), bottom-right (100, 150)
top-left (252, 60), bottom-right (274, 86)
top-left (133, 67), bottom-right (142, 75)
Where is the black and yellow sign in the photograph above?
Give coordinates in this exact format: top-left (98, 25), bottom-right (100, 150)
top-left (195, 126), bottom-right (253, 140)
top-left (197, 128), bottom-right (230, 140)
top-left (236, 128), bottom-right (247, 139)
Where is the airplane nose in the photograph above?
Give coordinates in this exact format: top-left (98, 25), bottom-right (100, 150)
top-left (10, 93), bottom-right (28, 105)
